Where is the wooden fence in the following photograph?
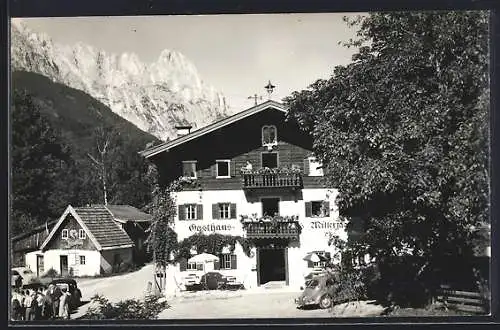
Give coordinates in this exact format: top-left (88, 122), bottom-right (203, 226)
top-left (435, 285), bottom-right (489, 314)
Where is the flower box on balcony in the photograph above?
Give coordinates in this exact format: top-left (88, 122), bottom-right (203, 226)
top-left (240, 167), bottom-right (303, 189)
top-left (240, 215), bottom-right (302, 239)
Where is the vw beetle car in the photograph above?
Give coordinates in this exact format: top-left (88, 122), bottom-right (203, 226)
top-left (295, 273), bottom-right (336, 309)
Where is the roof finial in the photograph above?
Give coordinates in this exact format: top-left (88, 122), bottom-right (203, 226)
top-left (265, 80), bottom-right (275, 100)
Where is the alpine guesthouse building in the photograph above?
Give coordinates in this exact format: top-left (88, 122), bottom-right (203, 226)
top-left (140, 100), bottom-right (348, 289)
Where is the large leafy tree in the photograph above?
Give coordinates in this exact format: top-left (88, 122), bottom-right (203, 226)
top-left (285, 11), bottom-right (489, 290)
top-left (11, 90), bottom-right (81, 235)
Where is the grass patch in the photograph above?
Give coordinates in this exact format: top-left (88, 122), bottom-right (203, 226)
top-left (384, 305), bottom-right (472, 317)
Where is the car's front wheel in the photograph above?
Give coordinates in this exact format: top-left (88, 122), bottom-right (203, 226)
top-left (319, 294), bottom-right (332, 309)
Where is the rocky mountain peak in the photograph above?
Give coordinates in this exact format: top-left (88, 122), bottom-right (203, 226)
top-left (11, 20), bottom-right (231, 141)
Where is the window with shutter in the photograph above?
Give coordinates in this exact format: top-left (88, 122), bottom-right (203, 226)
top-left (196, 204), bottom-right (203, 220)
top-left (231, 160), bottom-right (236, 177)
top-left (220, 254), bottom-right (232, 269)
top-left (230, 254), bottom-right (237, 269)
top-left (196, 263), bottom-right (204, 271)
top-left (305, 202), bottom-right (312, 217)
top-left (212, 204), bottom-right (219, 220)
top-left (182, 161), bottom-right (197, 178)
top-left (303, 158), bottom-right (310, 176)
top-left (178, 205), bottom-right (186, 220)
top-left (179, 258), bottom-right (187, 271)
top-left (218, 203), bottom-right (231, 219)
top-left (230, 203), bottom-right (237, 219)
top-left (214, 260), bottom-right (220, 270)
top-left (216, 160), bottom-right (231, 178)
top-left (185, 204), bottom-right (197, 220)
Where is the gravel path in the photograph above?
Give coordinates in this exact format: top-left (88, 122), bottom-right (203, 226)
top-left (159, 291), bottom-right (385, 319)
top-left (70, 264), bottom-right (385, 320)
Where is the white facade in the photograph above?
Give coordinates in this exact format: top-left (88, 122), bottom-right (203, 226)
top-left (25, 249), bottom-right (102, 277)
top-left (173, 188), bottom-right (348, 289)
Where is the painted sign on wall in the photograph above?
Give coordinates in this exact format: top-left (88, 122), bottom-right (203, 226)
top-left (188, 223), bottom-right (236, 232)
top-left (65, 229), bottom-right (84, 249)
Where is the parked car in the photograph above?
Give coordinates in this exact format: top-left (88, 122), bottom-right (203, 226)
top-left (295, 273), bottom-right (336, 309)
top-left (12, 267), bottom-right (38, 287)
top-left (200, 272), bottom-right (225, 290)
top-left (22, 281), bottom-right (47, 292)
top-left (183, 272), bottom-right (204, 290)
top-left (50, 279), bottom-right (82, 310)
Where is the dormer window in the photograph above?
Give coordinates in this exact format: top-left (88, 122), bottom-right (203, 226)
top-left (182, 161), bottom-right (197, 179)
top-left (262, 125), bottom-right (277, 146)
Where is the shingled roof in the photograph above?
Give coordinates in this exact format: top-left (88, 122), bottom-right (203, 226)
top-left (104, 205), bottom-right (153, 223)
top-left (75, 206), bottom-right (134, 249)
top-left (40, 205), bottom-right (134, 251)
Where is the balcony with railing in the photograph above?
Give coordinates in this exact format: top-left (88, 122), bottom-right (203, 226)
top-left (241, 168), bottom-right (303, 190)
top-left (240, 215), bottom-right (302, 240)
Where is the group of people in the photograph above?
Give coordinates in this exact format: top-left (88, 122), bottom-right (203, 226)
top-left (11, 284), bottom-right (72, 321)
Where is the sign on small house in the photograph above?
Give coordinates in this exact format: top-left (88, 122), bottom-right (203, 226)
top-left (65, 229), bottom-right (85, 249)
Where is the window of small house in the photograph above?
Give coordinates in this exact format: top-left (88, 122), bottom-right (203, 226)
top-left (262, 125), bottom-right (277, 146)
top-left (78, 229), bottom-right (86, 239)
top-left (79, 255), bottom-right (86, 265)
top-left (185, 204), bottom-right (197, 220)
top-left (216, 160), bottom-right (230, 178)
top-left (219, 203), bottom-right (231, 219)
top-left (61, 229), bottom-right (69, 240)
top-left (182, 161), bottom-right (197, 178)
top-left (261, 152), bottom-right (278, 168)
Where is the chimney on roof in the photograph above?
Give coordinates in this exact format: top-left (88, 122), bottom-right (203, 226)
top-left (175, 125), bottom-right (192, 137)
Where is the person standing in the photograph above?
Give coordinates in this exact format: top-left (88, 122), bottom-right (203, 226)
top-left (41, 288), bottom-right (53, 320)
top-left (58, 288), bottom-right (71, 320)
top-left (48, 285), bottom-right (61, 319)
top-left (11, 289), bottom-right (23, 321)
top-left (24, 290), bottom-right (36, 321)
top-left (34, 288), bottom-right (45, 320)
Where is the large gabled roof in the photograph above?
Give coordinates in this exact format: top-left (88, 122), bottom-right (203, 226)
top-left (40, 205), bottom-right (134, 251)
top-left (139, 100), bottom-right (287, 159)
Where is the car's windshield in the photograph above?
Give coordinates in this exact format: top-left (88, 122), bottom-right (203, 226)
top-left (306, 279), bottom-right (319, 288)
top-left (12, 271), bottom-right (19, 276)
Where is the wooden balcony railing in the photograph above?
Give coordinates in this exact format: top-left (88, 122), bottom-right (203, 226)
top-left (242, 217), bottom-right (302, 239)
top-left (241, 173), bottom-right (303, 189)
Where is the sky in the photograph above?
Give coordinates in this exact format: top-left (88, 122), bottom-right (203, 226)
top-left (17, 14), bottom-right (362, 112)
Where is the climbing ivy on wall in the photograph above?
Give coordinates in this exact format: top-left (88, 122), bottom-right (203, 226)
top-left (143, 165), bottom-right (194, 267)
top-left (176, 232), bottom-right (255, 262)
top-left (144, 165), bottom-right (254, 267)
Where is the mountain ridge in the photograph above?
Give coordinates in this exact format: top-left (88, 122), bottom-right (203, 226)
top-left (11, 19), bottom-right (231, 141)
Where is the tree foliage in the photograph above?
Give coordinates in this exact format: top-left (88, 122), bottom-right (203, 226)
top-left (11, 88), bottom-right (157, 235)
top-left (175, 232), bottom-right (254, 262)
top-left (285, 11), bottom-right (489, 291)
top-left (142, 165), bottom-right (182, 267)
top-left (84, 294), bottom-right (169, 320)
top-left (11, 90), bottom-right (80, 235)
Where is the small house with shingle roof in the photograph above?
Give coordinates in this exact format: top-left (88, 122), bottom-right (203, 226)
top-left (24, 204), bottom-right (150, 277)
